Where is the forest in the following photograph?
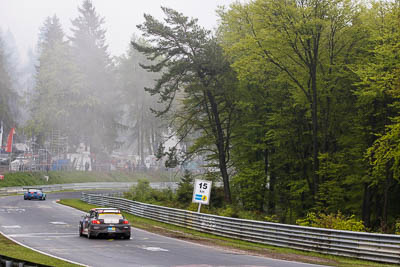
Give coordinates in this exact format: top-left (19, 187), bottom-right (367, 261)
top-left (1, 0), bottom-right (400, 233)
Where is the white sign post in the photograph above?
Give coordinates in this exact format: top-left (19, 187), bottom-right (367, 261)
top-left (192, 179), bottom-right (212, 213)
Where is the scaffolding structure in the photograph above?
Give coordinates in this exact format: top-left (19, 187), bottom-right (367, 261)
top-left (47, 129), bottom-right (69, 170)
top-left (46, 129), bottom-right (68, 160)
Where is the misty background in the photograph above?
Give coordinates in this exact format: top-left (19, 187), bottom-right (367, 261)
top-left (0, 0), bottom-right (233, 171)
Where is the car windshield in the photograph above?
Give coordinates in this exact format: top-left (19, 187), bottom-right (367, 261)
top-left (98, 214), bottom-right (123, 220)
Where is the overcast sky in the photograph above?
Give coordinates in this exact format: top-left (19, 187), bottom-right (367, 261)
top-left (0, 0), bottom-right (236, 62)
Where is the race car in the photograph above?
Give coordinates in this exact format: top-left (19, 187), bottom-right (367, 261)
top-left (23, 188), bottom-right (46, 200)
top-left (79, 208), bottom-right (131, 239)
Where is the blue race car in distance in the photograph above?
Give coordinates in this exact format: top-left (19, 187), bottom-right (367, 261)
top-left (23, 188), bottom-right (46, 200)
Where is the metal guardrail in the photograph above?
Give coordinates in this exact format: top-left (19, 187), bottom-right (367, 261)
top-left (0, 182), bottom-right (177, 196)
top-left (0, 254), bottom-right (51, 267)
top-left (81, 193), bottom-right (400, 264)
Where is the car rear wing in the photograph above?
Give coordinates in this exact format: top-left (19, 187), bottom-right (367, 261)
top-left (23, 187), bottom-right (43, 190)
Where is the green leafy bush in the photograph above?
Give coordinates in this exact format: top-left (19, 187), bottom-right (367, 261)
top-left (296, 211), bottom-right (366, 232)
top-left (395, 220), bottom-right (400, 235)
top-left (176, 170), bottom-right (193, 204)
top-left (264, 215), bottom-right (279, 223)
top-left (124, 179), bottom-right (154, 202)
top-left (217, 205), bottom-right (238, 217)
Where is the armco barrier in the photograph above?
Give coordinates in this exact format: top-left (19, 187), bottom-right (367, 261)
top-left (81, 193), bottom-right (400, 264)
top-left (0, 254), bottom-right (51, 267)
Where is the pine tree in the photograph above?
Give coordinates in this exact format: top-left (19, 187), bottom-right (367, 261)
top-left (116, 37), bottom-right (165, 166)
top-left (133, 7), bottom-right (238, 203)
top-left (0, 32), bottom-right (17, 132)
top-left (29, 15), bottom-right (79, 145)
top-left (69, 0), bottom-right (117, 153)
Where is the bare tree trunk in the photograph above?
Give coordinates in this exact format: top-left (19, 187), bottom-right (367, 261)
top-left (206, 90), bottom-right (231, 203)
top-left (362, 183), bottom-right (372, 228)
top-left (382, 168), bottom-right (393, 233)
top-left (311, 52), bottom-right (319, 197)
top-left (264, 148), bottom-right (276, 214)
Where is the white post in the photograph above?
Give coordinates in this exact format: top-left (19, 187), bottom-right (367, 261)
top-left (8, 144), bottom-right (12, 171)
top-left (197, 203), bottom-right (202, 213)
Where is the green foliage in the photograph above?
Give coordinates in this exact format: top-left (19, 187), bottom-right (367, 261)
top-left (124, 179), bottom-right (175, 205)
top-left (296, 212), bottom-right (366, 232)
top-left (217, 205), bottom-right (238, 218)
top-left (264, 215), bottom-right (279, 223)
top-left (396, 220), bottom-right (400, 235)
top-left (0, 170), bottom-right (177, 188)
top-left (367, 121), bottom-right (400, 182)
top-left (133, 7), bottom-right (239, 203)
top-left (176, 170), bottom-right (194, 204)
top-left (124, 179), bottom-right (154, 202)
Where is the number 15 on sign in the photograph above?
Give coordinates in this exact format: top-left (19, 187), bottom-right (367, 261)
top-left (192, 179), bottom-right (212, 213)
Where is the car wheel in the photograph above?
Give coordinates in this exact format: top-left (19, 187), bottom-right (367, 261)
top-left (88, 231), bottom-right (95, 239)
top-left (123, 234), bottom-right (131, 240)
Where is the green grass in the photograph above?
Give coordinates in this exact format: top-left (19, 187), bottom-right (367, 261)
top-left (59, 199), bottom-right (396, 267)
top-left (0, 232), bottom-right (81, 267)
top-left (0, 170), bottom-right (177, 188)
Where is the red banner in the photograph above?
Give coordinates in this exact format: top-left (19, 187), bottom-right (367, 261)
top-left (5, 128), bottom-right (15, 153)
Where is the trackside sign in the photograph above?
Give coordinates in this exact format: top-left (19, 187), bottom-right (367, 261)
top-left (192, 179), bottom-right (212, 205)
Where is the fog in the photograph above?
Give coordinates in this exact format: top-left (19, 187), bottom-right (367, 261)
top-left (0, 0), bottom-right (234, 172)
top-left (0, 0), bottom-right (234, 62)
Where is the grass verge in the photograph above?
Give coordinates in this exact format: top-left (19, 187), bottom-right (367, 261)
top-left (58, 199), bottom-right (395, 267)
top-left (0, 170), bottom-right (177, 188)
top-left (0, 232), bottom-right (81, 267)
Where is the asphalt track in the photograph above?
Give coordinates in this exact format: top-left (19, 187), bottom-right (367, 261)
top-left (0, 191), bottom-right (328, 267)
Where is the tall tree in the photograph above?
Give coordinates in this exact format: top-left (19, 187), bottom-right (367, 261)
top-left (116, 37), bottom-right (165, 166)
top-left (0, 32), bottom-right (18, 134)
top-left (133, 7), bottom-right (238, 203)
top-left (69, 0), bottom-right (117, 153)
top-left (355, 0), bottom-right (400, 230)
top-left (29, 15), bottom-right (80, 146)
top-left (218, 0), bottom-right (361, 200)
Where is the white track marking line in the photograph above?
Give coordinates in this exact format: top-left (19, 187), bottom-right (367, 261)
top-left (50, 221), bottom-right (67, 225)
top-left (143, 246), bottom-right (169, 252)
top-left (2, 225), bottom-right (21, 229)
top-left (8, 233), bottom-right (76, 238)
top-left (0, 208), bottom-right (25, 212)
